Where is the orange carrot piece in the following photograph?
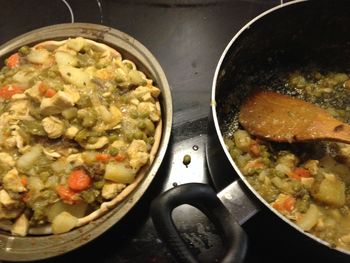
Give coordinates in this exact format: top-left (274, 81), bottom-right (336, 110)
top-left (56, 185), bottom-right (79, 204)
top-left (6, 53), bottom-right (20, 68)
top-left (114, 153), bottom-right (126, 162)
top-left (44, 88), bottom-right (56, 98)
top-left (249, 140), bottom-right (260, 156)
top-left (283, 196), bottom-right (296, 212)
top-left (273, 195), bottom-right (296, 213)
top-left (95, 153), bottom-right (111, 163)
top-left (38, 82), bottom-right (48, 95)
top-left (20, 177), bottom-right (27, 187)
top-left (68, 169), bottom-right (92, 192)
top-left (288, 167), bottom-right (311, 180)
top-left (0, 85), bottom-right (24, 99)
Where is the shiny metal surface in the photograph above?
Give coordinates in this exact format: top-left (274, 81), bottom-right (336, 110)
top-left (0, 23), bottom-right (172, 261)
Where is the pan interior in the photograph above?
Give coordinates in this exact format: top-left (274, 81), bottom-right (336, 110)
top-left (214, 0), bottom-right (350, 255)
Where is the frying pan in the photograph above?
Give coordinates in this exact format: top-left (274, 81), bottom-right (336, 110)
top-left (150, 0), bottom-right (350, 262)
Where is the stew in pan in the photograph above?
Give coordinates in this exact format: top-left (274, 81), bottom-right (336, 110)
top-left (224, 69), bottom-right (350, 250)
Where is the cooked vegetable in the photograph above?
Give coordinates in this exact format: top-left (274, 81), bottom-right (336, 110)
top-left (0, 37), bottom-right (161, 236)
top-left (46, 201), bottom-right (88, 222)
top-left (104, 162), bottom-right (136, 184)
top-left (226, 70), bottom-right (350, 251)
top-left (0, 85), bottom-right (24, 99)
top-left (311, 174), bottom-right (346, 207)
top-left (16, 145), bottom-right (42, 171)
top-left (6, 53), bottom-right (20, 68)
top-left (51, 211), bottom-right (78, 234)
top-left (67, 169), bottom-right (92, 192)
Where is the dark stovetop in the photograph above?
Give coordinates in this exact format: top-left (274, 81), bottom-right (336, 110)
top-left (1, 1), bottom-right (350, 262)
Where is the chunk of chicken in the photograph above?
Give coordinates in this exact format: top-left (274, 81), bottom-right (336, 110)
top-left (11, 214), bottom-right (29, 237)
top-left (27, 48), bottom-right (50, 64)
top-left (0, 152), bottom-right (15, 167)
top-left (65, 126), bottom-right (80, 139)
top-left (137, 102), bottom-right (160, 122)
top-left (9, 99), bottom-right (30, 116)
top-left (132, 85), bottom-right (161, 99)
top-left (40, 91), bottom-right (75, 115)
top-left (3, 169), bottom-right (26, 193)
top-left (42, 116), bottom-right (65, 139)
top-left (24, 82), bottom-right (42, 102)
top-left (43, 147), bottom-right (61, 160)
top-left (111, 140), bottom-right (127, 151)
top-left (63, 85), bottom-right (80, 103)
top-left (84, 136), bottom-right (109, 150)
top-left (66, 153), bottom-right (84, 167)
top-left (101, 182), bottom-right (126, 200)
top-left (127, 140), bottom-right (149, 170)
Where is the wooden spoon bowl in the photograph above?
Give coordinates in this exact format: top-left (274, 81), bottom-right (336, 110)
top-left (239, 91), bottom-right (350, 144)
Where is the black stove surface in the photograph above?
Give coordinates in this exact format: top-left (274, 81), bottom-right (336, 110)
top-left (1, 1), bottom-right (349, 262)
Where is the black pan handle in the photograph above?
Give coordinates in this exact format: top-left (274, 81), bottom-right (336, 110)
top-left (150, 183), bottom-right (248, 263)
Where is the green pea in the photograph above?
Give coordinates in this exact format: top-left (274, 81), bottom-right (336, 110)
top-left (144, 119), bottom-right (155, 135)
top-left (126, 133), bottom-right (134, 142)
top-left (108, 147), bottom-right (119, 156)
top-left (147, 137), bottom-right (155, 145)
top-left (62, 107), bottom-right (78, 120)
top-left (183, 154), bottom-right (191, 166)
top-left (137, 120), bottom-right (146, 129)
top-left (19, 46), bottom-right (30, 55)
top-left (130, 109), bottom-right (138, 119)
top-left (133, 130), bottom-right (144, 140)
top-left (93, 180), bottom-right (105, 190)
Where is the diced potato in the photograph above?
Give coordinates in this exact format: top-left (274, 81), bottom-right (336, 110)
top-left (54, 51), bottom-right (78, 66)
top-left (233, 130), bottom-right (251, 152)
top-left (276, 152), bottom-right (299, 170)
top-left (51, 211), bottom-right (78, 234)
top-left (16, 144), bottom-right (42, 171)
top-left (11, 214), bottom-right (29, 236)
top-left (27, 48), bottom-right (50, 64)
top-left (28, 176), bottom-right (44, 192)
top-left (104, 162), bottom-right (136, 184)
top-left (297, 204), bottom-right (319, 231)
top-left (47, 201), bottom-right (88, 222)
top-left (311, 174), bottom-right (346, 207)
top-left (58, 65), bottom-right (91, 88)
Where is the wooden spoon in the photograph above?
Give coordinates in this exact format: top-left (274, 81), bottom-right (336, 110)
top-left (239, 90), bottom-right (350, 143)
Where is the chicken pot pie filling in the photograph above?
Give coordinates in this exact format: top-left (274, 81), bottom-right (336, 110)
top-left (0, 37), bottom-right (161, 235)
top-left (224, 71), bottom-right (350, 251)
